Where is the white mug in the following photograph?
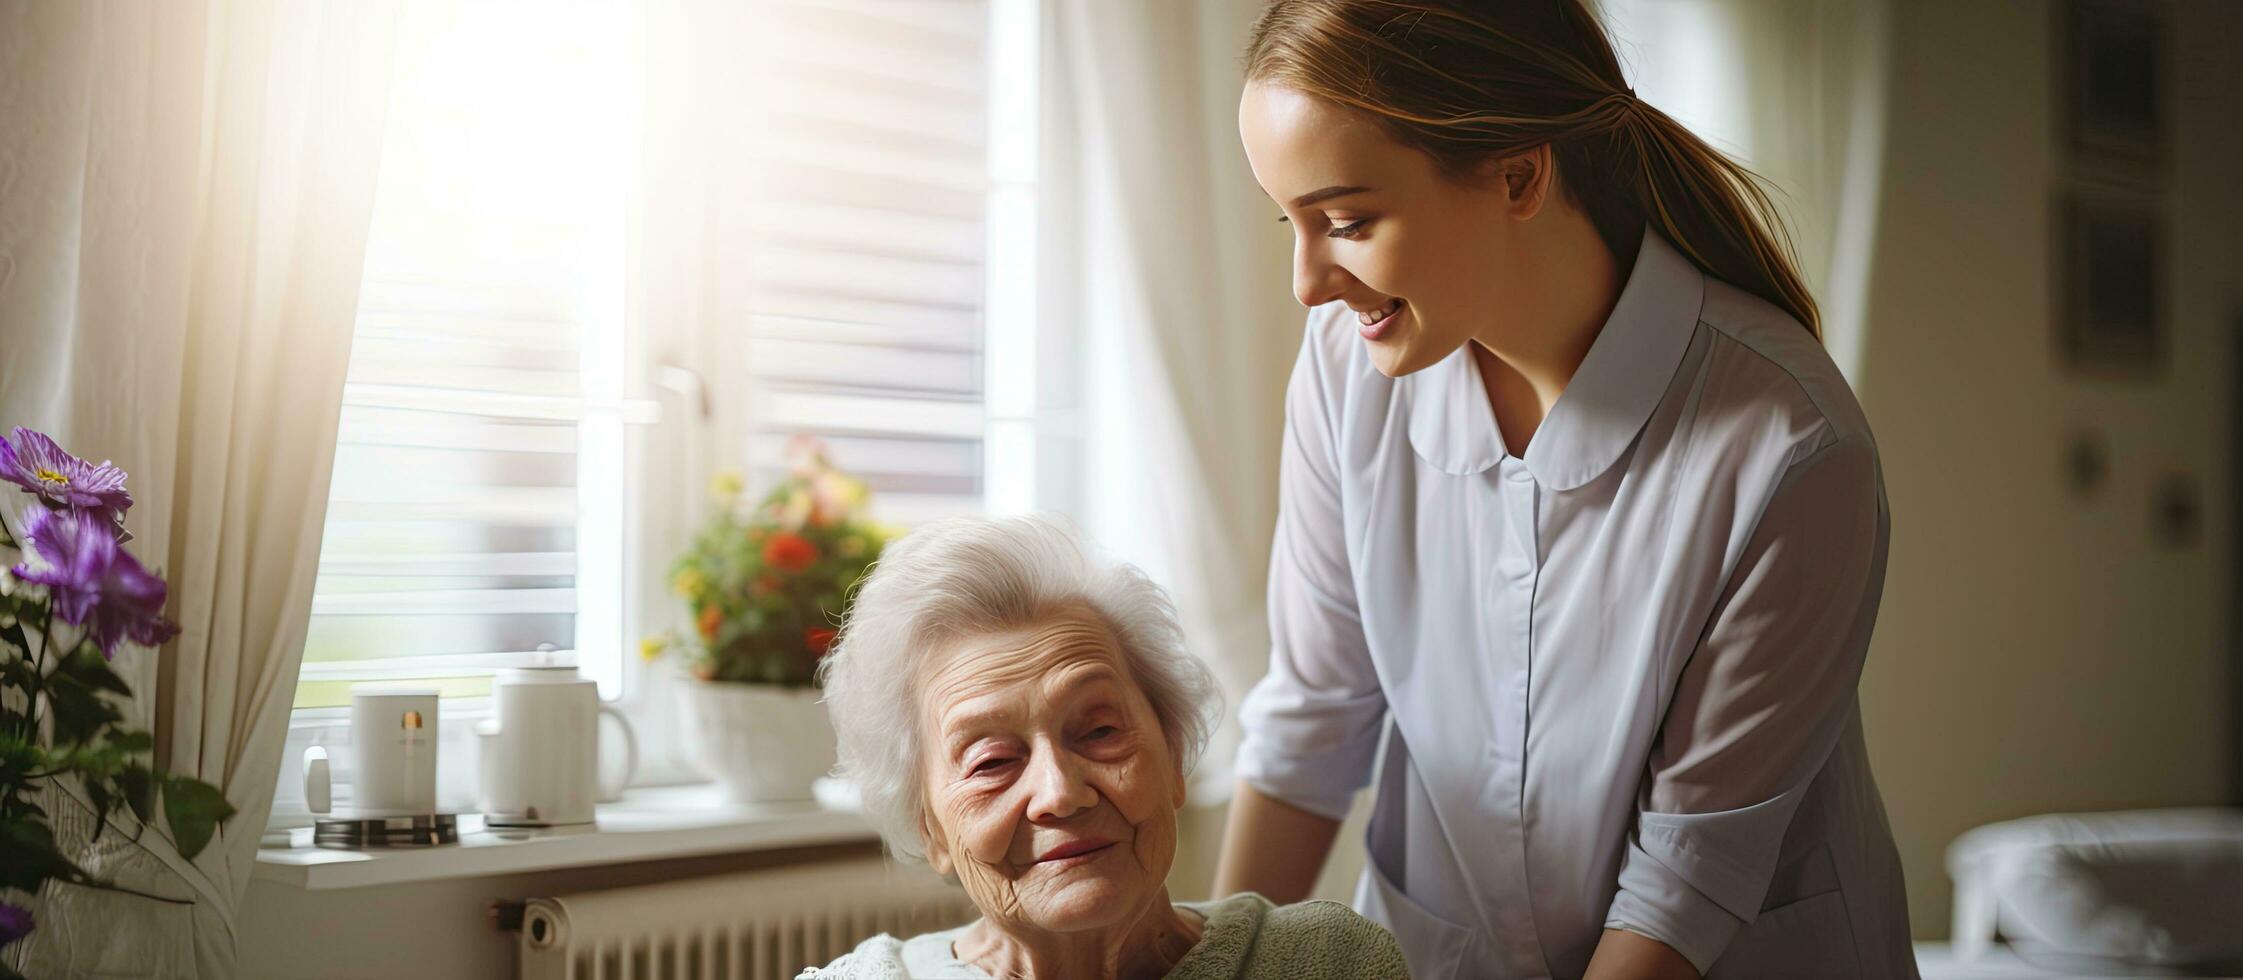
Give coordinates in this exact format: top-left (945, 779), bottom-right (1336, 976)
top-left (304, 686), bottom-right (440, 817)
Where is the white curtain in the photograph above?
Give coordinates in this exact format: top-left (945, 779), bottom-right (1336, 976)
top-left (1597, 0), bottom-right (1893, 385)
top-left (0, 1), bottom-right (400, 974)
top-left (1053, 0), bottom-right (1301, 799)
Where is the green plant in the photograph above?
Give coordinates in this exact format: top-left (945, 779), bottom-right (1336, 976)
top-left (0, 428), bottom-right (234, 974)
top-left (643, 439), bottom-right (889, 687)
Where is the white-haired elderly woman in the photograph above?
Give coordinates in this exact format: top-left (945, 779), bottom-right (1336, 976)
top-left (803, 515), bottom-right (1406, 980)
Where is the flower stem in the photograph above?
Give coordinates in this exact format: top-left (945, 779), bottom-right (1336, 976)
top-left (24, 603), bottom-right (53, 740)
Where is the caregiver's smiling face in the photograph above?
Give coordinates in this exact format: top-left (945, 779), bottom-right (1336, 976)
top-left (1240, 81), bottom-right (1526, 378)
top-left (917, 606), bottom-right (1185, 935)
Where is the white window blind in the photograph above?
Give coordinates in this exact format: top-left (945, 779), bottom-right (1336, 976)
top-left (298, 0), bottom-right (638, 709)
top-left (295, 0), bottom-right (1037, 714)
top-left (732, 0), bottom-right (1032, 524)
top-left (277, 0), bottom-right (1039, 831)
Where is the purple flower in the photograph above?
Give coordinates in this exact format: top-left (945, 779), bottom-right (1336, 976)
top-left (0, 427), bottom-right (133, 523)
top-left (0, 900), bottom-right (30, 949)
top-left (11, 506), bottom-right (178, 658)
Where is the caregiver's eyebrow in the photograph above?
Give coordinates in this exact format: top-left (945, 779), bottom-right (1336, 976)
top-left (1289, 185), bottom-right (1372, 208)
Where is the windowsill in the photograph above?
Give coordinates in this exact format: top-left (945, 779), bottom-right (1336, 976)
top-left (253, 782), bottom-right (876, 891)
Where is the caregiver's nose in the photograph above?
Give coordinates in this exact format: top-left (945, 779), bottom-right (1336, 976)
top-left (1024, 750), bottom-right (1097, 822)
top-left (1292, 242), bottom-right (1351, 309)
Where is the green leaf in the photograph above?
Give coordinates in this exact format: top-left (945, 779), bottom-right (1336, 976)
top-left (0, 818), bottom-right (88, 893)
top-left (0, 731), bottom-right (39, 777)
top-left (118, 764), bottom-right (157, 827)
top-left (161, 775), bottom-right (234, 862)
top-left (55, 645), bottom-right (133, 697)
top-left (86, 778), bottom-right (113, 843)
top-left (43, 670), bottom-right (122, 747)
top-left (0, 650), bottom-right (35, 692)
top-left (109, 730), bottom-right (153, 755)
top-left (0, 616), bottom-right (29, 661)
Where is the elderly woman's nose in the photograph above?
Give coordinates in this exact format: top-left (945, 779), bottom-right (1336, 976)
top-left (1022, 749), bottom-right (1098, 821)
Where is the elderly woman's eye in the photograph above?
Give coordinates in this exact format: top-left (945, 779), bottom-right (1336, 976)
top-left (970, 757), bottom-right (1012, 775)
top-left (1084, 726), bottom-right (1119, 741)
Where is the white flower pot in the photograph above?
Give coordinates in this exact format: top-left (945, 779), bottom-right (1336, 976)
top-left (674, 680), bottom-right (836, 803)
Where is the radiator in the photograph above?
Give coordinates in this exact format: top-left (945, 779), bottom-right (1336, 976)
top-left (515, 855), bottom-right (978, 980)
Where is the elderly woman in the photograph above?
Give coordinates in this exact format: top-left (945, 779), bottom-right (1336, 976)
top-left (805, 515), bottom-right (1406, 980)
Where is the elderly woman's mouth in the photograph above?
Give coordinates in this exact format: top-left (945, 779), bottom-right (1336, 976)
top-left (1034, 839), bottom-right (1117, 865)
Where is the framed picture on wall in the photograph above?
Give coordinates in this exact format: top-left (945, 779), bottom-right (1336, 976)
top-left (2057, 0), bottom-right (2168, 169)
top-left (2055, 186), bottom-right (2164, 378)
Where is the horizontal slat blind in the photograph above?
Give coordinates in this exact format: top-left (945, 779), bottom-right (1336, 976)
top-left (737, 0), bottom-right (993, 525)
top-left (299, 0), bottom-right (1012, 708)
top-left (299, 0), bottom-right (631, 707)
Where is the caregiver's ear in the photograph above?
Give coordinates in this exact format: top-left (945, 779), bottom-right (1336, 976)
top-left (1478, 144), bottom-right (1555, 220)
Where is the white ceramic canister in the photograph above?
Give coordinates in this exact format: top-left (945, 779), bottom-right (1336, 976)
top-left (477, 665), bottom-right (637, 826)
top-left (348, 686), bottom-right (440, 816)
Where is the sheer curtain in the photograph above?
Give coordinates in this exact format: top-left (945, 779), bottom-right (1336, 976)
top-left (0, 1), bottom-right (400, 974)
top-left (1597, 0), bottom-right (1893, 384)
top-left (1053, 0), bottom-right (1300, 798)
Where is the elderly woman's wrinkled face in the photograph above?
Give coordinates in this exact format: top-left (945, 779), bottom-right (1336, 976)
top-left (917, 606), bottom-right (1186, 935)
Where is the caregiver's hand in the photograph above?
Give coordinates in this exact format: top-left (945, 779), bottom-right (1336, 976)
top-left (1583, 929), bottom-right (1699, 980)
top-left (1212, 782), bottom-right (1340, 905)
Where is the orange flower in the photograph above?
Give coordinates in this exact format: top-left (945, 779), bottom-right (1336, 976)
top-left (805, 627), bottom-right (838, 656)
top-left (762, 532), bottom-right (818, 574)
top-left (696, 604), bottom-right (724, 640)
top-left (750, 575), bottom-right (781, 599)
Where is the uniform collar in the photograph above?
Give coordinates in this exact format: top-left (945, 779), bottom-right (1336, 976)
top-left (1406, 228), bottom-right (1704, 489)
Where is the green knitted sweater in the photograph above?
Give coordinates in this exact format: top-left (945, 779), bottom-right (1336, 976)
top-left (799, 892), bottom-right (1410, 980)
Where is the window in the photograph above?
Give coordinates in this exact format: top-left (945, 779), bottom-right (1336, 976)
top-left (296, 0), bottom-right (640, 713)
top-left (276, 0), bottom-right (1042, 824)
top-left (727, 0), bottom-right (1040, 522)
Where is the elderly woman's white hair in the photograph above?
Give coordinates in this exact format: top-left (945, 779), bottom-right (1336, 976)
top-left (818, 514), bottom-right (1222, 861)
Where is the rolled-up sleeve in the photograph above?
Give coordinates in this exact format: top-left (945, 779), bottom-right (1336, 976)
top-left (1604, 431), bottom-right (1888, 972)
top-left (1233, 327), bottom-right (1385, 822)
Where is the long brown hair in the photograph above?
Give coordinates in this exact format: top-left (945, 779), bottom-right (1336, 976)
top-left (1245, 0), bottom-right (1820, 339)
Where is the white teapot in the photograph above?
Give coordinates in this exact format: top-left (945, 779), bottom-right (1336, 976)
top-left (476, 664), bottom-right (637, 827)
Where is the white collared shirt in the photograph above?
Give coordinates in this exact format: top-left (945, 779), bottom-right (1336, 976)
top-left (1236, 231), bottom-right (1917, 979)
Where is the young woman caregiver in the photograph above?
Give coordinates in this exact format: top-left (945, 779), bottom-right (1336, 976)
top-left (1212, 2), bottom-right (1915, 979)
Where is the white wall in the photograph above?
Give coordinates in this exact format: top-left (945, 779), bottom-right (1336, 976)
top-left (1854, 0), bottom-right (2243, 939)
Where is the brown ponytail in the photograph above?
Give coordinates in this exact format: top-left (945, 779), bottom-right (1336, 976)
top-left (1245, 0), bottom-right (1820, 339)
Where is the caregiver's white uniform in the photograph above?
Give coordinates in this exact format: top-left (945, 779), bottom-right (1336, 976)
top-left (1236, 230), bottom-right (1916, 980)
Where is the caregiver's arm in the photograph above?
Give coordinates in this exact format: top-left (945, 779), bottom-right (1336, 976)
top-left (1601, 432), bottom-right (1884, 973)
top-left (1213, 783), bottom-right (1340, 904)
top-left (1223, 314), bottom-right (1383, 901)
top-left (1584, 929), bottom-right (1699, 980)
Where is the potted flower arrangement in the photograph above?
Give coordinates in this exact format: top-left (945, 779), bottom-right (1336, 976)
top-left (642, 438), bottom-right (888, 803)
top-left (0, 428), bottom-right (233, 975)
